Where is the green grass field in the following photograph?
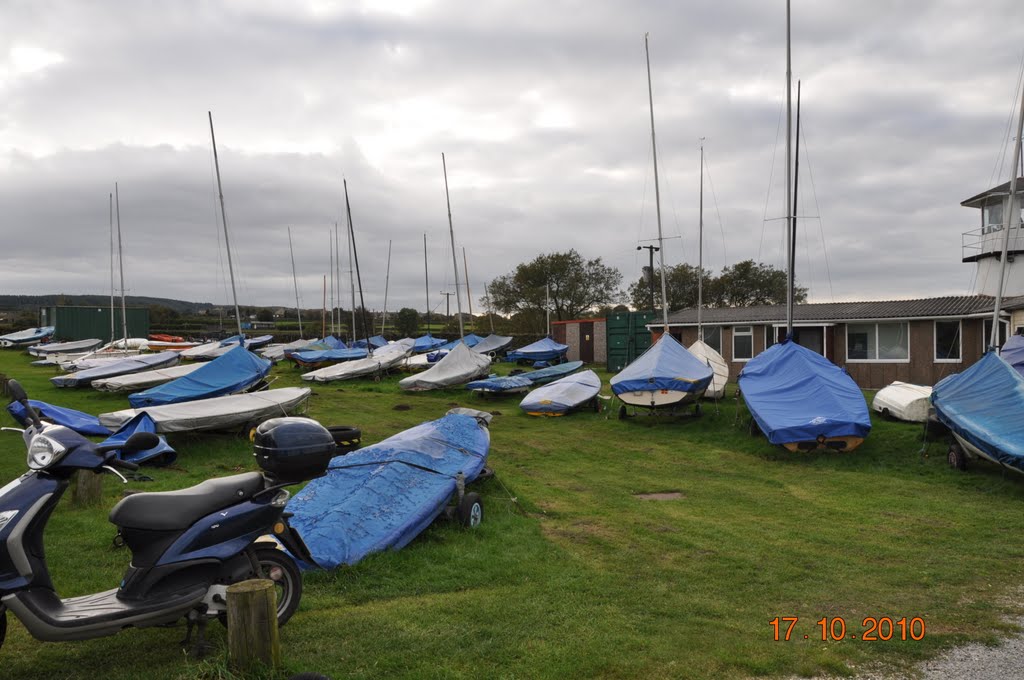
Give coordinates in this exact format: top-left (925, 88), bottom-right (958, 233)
top-left (0, 349), bottom-right (1022, 679)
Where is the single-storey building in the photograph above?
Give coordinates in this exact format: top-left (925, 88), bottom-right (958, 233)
top-left (650, 295), bottom-right (1024, 390)
top-left (552, 318), bottom-right (608, 363)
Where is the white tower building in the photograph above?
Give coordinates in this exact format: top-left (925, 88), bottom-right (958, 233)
top-left (962, 177), bottom-right (1024, 296)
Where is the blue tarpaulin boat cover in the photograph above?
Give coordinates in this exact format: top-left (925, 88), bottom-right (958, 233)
top-left (932, 351), bottom-right (1024, 469)
top-left (412, 334), bottom-right (448, 353)
top-left (286, 411), bottom-right (490, 569)
top-left (8, 400), bottom-right (111, 436)
top-left (98, 413), bottom-right (177, 466)
top-left (353, 335), bottom-right (388, 349)
top-left (128, 345), bottom-right (271, 408)
top-left (506, 337), bottom-right (569, 362)
top-left (610, 335), bottom-right (713, 396)
top-left (520, 369), bottom-right (602, 415)
top-left (1001, 335), bottom-right (1024, 376)
top-left (738, 340), bottom-right (871, 445)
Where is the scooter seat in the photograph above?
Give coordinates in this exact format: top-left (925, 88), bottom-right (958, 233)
top-left (109, 472), bottom-right (266, 531)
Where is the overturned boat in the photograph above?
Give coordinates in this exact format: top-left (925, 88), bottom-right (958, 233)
top-left (687, 339), bottom-right (729, 400)
top-left (471, 334), bottom-right (514, 356)
top-left (467, 360), bottom-right (584, 395)
top-left (93, 362), bottom-right (203, 393)
top-left (871, 381), bottom-right (932, 422)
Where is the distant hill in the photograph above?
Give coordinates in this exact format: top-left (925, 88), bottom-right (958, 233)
top-left (0, 295), bottom-right (215, 315)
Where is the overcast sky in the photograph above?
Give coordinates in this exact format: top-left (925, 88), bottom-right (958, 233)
top-left (2, 0), bottom-right (1023, 318)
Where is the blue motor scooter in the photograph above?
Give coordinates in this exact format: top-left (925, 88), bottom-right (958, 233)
top-left (0, 379), bottom-right (327, 653)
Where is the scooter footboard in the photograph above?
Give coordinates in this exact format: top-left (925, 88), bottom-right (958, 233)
top-left (2, 585), bottom-right (206, 642)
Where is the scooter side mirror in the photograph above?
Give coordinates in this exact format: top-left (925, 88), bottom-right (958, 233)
top-left (121, 432), bottom-right (161, 454)
top-left (6, 379), bottom-right (28, 403)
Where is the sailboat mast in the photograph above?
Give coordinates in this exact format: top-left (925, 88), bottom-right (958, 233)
top-left (441, 153), bottom-right (465, 339)
top-left (381, 239), bottom-right (392, 336)
top-left (109, 192), bottom-right (115, 344)
top-left (546, 281), bottom-right (551, 336)
top-left (347, 221), bottom-right (356, 343)
top-left (990, 79), bottom-right (1024, 348)
top-left (785, 0), bottom-right (794, 338)
top-left (792, 81), bottom-right (802, 315)
top-left (207, 111), bottom-right (243, 338)
top-left (485, 281), bottom-right (495, 333)
top-left (321, 275), bottom-right (326, 338)
top-left (334, 221), bottom-right (342, 338)
top-left (423, 234), bottom-right (431, 333)
top-left (462, 247), bottom-right (474, 331)
top-left (288, 227), bottom-right (303, 337)
top-left (697, 142), bottom-right (704, 341)
top-left (344, 179), bottom-right (371, 351)
top-left (114, 183), bottom-right (129, 346)
top-left (329, 228), bottom-right (335, 334)
top-left (644, 33), bottom-right (670, 333)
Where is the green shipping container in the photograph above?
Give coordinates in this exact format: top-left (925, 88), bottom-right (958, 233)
top-left (605, 310), bottom-right (656, 372)
top-left (40, 306), bottom-right (150, 343)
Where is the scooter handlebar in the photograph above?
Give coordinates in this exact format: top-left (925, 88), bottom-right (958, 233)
top-left (108, 458), bottom-right (140, 472)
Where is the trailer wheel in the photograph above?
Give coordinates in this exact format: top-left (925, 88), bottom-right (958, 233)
top-left (694, 403), bottom-right (703, 417)
top-left (947, 443), bottom-right (968, 471)
top-left (457, 492), bottom-right (483, 528)
top-left (748, 418), bottom-right (763, 437)
top-left (618, 404), bottom-right (627, 420)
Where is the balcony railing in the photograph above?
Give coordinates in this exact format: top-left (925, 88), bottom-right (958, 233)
top-left (962, 226), bottom-right (1024, 262)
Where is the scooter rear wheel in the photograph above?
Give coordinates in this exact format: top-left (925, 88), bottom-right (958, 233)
top-left (219, 547), bottom-right (302, 628)
top-left (255, 547), bottom-right (302, 627)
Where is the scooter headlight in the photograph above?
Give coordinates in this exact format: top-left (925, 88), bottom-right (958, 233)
top-left (27, 434), bottom-right (67, 470)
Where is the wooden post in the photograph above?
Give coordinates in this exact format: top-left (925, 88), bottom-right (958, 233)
top-left (227, 579), bottom-right (280, 672)
top-left (71, 471), bottom-right (103, 508)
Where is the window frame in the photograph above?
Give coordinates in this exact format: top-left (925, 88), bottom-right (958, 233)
top-left (933, 320), bottom-right (962, 363)
top-left (982, 318), bottom-right (1010, 349)
top-left (700, 326), bottom-right (722, 355)
top-left (732, 325), bottom-right (754, 362)
top-left (845, 322), bottom-right (911, 363)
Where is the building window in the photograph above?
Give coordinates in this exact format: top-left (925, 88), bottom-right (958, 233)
top-left (983, 318), bottom-right (1009, 348)
top-left (934, 321), bottom-right (961, 362)
top-left (733, 326), bottom-right (753, 361)
top-left (983, 203), bottom-right (1004, 234)
top-left (846, 322), bottom-right (909, 361)
top-left (701, 326), bottom-right (722, 354)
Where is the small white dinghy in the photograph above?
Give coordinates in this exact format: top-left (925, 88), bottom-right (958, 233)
top-left (98, 387), bottom-right (312, 433)
top-left (302, 340), bottom-right (413, 382)
top-left (871, 381), bottom-right (932, 423)
top-left (519, 369), bottom-right (602, 416)
top-left (92, 362), bottom-right (203, 392)
top-left (687, 339), bottom-right (729, 400)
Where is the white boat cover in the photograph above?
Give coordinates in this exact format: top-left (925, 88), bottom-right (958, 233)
top-left (178, 340), bottom-right (222, 359)
top-left (98, 387), bottom-right (312, 433)
top-left (302, 340), bottom-right (413, 382)
top-left (28, 338), bottom-right (103, 356)
top-left (260, 339), bottom-right (317, 362)
top-left (93, 362), bottom-right (203, 392)
top-left (871, 381), bottom-right (932, 422)
top-left (520, 369), bottom-right (602, 416)
top-left (398, 343), bottom-right (492, 391)
top-left (687, 339), bottom-right (730, 400)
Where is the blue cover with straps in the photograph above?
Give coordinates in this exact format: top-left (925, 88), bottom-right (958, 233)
top-left (8, 399), bottom-right (111, 436)
top-left (932, 351), bottom-right (1024, 470)
top-left (286, 412), bottom-right (490, 569)
top-left (466, 360), bottom-right (584, 393)
top-left (287, 347), bottom-right (367, 366)
top-left (98, 413), bottom-right (177, 466)
top-left (353, 335), bottom-right (388, 349)
top-left (412, 334), bottom-right (448, 353)
top-left (738, 340), bottom-right (871, 445)
top-left (128, 344), bottom-right (271, 408)
top-left (506, 336), bottom-right (569, 362)
top-left (610, 334), bottom-right (713, 396)
top-left (1001, 334), bottom-right (1024, 376)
